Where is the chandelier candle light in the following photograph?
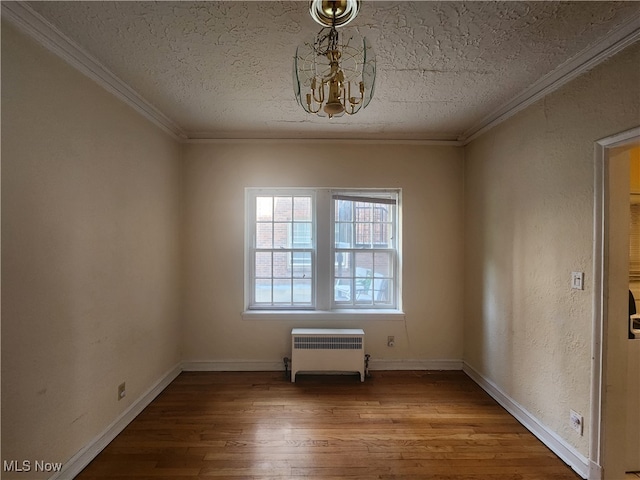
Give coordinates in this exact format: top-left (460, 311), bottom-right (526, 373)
top-left (293, 0), bottom-right (376, 118)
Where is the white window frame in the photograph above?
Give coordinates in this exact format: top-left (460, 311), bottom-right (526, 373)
top-left (243, 188), bottom-right (404, 320)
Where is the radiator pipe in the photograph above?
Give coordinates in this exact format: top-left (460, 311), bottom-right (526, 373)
top-left (283, 357), bottom-right (290, 380)
top-left (365, 354), bottom-right (371, 378)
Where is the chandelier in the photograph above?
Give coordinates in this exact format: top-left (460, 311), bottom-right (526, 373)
top-left (293, 0), bottom-right (376, 118)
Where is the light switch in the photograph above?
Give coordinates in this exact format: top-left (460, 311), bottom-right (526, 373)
top-left (571, 272), bottom-right (584, 290)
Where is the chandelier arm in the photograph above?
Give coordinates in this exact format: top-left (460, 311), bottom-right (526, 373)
top-left (343, 103), bottom-right (360, 115)
top-left (311, 78), bottom-right (325, 104)
top-left (305, 93), bottom-right (323, 114)
top-left (346, 81), bottom-right (364, 107)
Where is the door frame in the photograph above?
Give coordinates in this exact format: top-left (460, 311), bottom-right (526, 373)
top-left (593, 126), bottom-right (640, 479)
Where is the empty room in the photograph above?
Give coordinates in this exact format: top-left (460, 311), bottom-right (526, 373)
top-left (2, 1), bottom-right (640, 479)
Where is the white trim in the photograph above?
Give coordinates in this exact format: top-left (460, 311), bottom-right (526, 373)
top-left (182, 358), bottom-right (462, 372)
top-left (186, 137), bottom-right (464, 146)
top-left (1, 2), bottom-right (187, 141)
top-left (596, 127), bottom-right (640, 150)
top-left (50, 363), bottom-right (182, 480)
top-left (460, 13), bottom-right (640, 144)
top-left (240, 310), bottom-right (406, 321)
top-left (182, 360), bottom-right (285, 372)
top-left (463, 362), bottom-right (589, 479)
top-left (370, 359), bottom-right (462, 371)
top-left (591, 139), bottom-right (606, 476)
top-left (589, 460), bottom-right (602, 480)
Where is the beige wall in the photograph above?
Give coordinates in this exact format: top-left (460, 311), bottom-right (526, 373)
top-left (182, 142), bottom-right (464, 365)
top-left (1, 22), bottom-right (182, 477)
top-left (463, 41), bottom-right (640, 466)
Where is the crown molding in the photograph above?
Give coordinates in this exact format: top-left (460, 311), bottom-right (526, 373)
top-left (185, 137), bottom-right (464, 146)
top-left (459, 12), bottom-right (640, 145)
top-left (1, 1), bottom-right (188, 141)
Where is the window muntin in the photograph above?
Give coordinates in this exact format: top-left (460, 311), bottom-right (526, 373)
top-left (247, 189), bottom-right (400, 312)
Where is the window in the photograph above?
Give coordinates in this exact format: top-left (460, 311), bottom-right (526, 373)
top-left (251, 193), bottom-right (314, 308)
top-left (246, 188), bottom-right (401, 313)
top-left (333, 194), bottom-right (396, 308)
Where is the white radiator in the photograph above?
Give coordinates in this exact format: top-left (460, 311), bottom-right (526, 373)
top-left (291, 328), bottom-right (365, 382)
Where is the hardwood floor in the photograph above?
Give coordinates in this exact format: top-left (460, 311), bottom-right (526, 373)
top-left (77, 370), bottom-right (582, 479)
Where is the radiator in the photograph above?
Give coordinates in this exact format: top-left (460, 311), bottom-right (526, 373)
top-left (291, 328), bottom-right (365, 382)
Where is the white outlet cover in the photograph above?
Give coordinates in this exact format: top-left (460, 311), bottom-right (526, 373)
top-left (570, 409), bottom-right (583, 435)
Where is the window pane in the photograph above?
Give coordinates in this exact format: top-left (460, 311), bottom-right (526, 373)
top-left (334, 279), bottom-right (352, 302)
top-left (335, 222), bottom-right (353, 248)
top-left (355, 221), bottom-right (371, 246)
top-left (274, 196), bottom-right (292, 221)
top-left (273, 279), bottom-right (292, 303)
top-left (335, 252), bottom-right (352, 277)
top-left (273, 252), bottom-right (290, 278)
top-left (293, 279), bottom-right (312, 303)
top-left (292, 252), bottom-right (312, 278)
top-left (373, 252), bottom-right (393, 277)
top-left (256, 197), bottom-right (273, 221)
top-left (256, 223), bottom-right (272, 248)
top-left (373, 278), bottom-right (392, 304)
top-left (335, 199), bottom-right (353, 222)
top-left (254, 279), bottom-right (272, 303)
top-left (273, 223), bottom-right (289, 248)
top-left (255, 252), bottom-right (272, 277)
top-left (355, 252), bottom-right (373, 272)
top-left (294, 197), bottom-right (312, 221)
top-left (293, 222), bottom-right (312, 247)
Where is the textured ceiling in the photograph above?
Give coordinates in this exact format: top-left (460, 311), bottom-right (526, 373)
top-left (22, 1), bottom-right (640, 140)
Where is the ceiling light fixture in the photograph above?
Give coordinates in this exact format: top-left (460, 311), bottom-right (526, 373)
top-left (293, 0), bottom-right (375, 118)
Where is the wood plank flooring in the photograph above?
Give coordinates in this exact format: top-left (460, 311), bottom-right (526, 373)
top-left (77, 371), bottom-right (582, 479)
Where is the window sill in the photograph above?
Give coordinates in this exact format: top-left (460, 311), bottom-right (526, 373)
top-left (241, 309), bottom-right (405, 321)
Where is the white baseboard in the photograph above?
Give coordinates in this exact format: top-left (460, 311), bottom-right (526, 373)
top-left (589, 460), bottom-right (602, 480)
top-left (369, 358), bottom-right (463, 371)
top-left (54, 363), bottom-right (182, 480)
top-left (182, 360), bottom-right (285, 372)
top-left (181, 358), bottom-right (463, 373)
top-left (462, 362), bottom-right (589, 479)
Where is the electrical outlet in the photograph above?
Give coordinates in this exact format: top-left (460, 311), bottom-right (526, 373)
top-left (118, 382), bottom-right (126, 401)
top-left (387, 336), bottom-right (395, 347)
top-left (570, 410), bottom-right (583, 435)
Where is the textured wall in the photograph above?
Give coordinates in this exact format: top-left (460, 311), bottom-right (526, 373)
top-left (182, 142), bottom-right (464, 365)
top-left (1, 23), bottom-right (183, 477)
top-left (463, 42), bottom-right (640, 464)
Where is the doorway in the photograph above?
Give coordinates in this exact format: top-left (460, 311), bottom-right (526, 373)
top-left (627, 144), bottom-right (640, 475)
top-left (594, 127), bottom-right (640, 480)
